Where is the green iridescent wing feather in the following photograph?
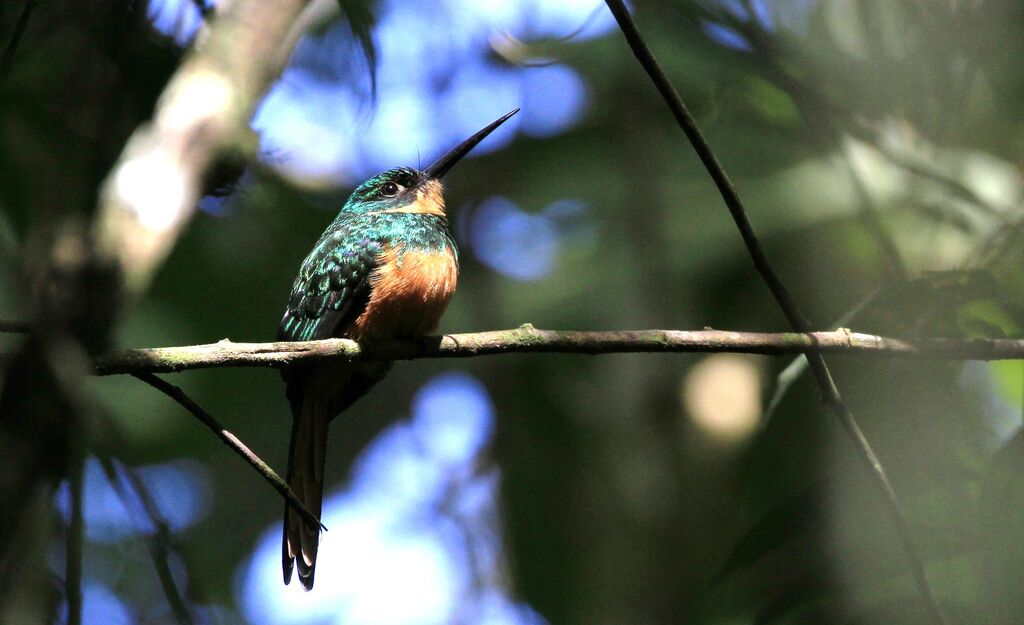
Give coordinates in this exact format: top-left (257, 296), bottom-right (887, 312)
top-left (278, 222), bottom-right (383, 342)
top-left (278, 205), bottom-right (458, 344)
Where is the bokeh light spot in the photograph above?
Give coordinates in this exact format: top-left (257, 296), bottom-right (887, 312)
top-left (250, 0), bottom-right (598, 184)
top-left (410, 372), bottom-right (495, 468)
top-left (59, 582), bottom-right (134, 625)
top-left (469, 197), bottom-right (559, 281)
top-left (520, 65), bottom-right (588, 138)
top-left (238, 372), bottom-right (539, 625)
top-left (700, 20), bottom-right (754, 52)
top-left (147, 0), bottom-right (205, 45)
top-left (682, 354), bottom-right (763, 443)
top-left (240, 496), bottom-right (459, 625)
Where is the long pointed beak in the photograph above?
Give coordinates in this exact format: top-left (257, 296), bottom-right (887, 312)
top-left (423, 108), bottom-right (519, 180)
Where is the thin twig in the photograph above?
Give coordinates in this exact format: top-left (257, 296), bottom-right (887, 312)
top-left (40, 340), bottom-right (92, 625)
top-left (972, 213), bottom-right (1024, 268)
top-left (96, 457), bottom-right (195, 625)
top-left (839, 145), bottom-right (907, 279)
top-left (66, 453), bottom-right (84, 625)
top-left (601, 2), bottom-right (948, 623)
top-left (119, 465), bottom-right (194, 625)
top-left (871, 143), bottom-right (1007, 218)
top-left (191, 0), bottom-right (212, 19)
top-left (0, 319), bottom-right (30, 334)
top-left (762, 286), bottom-right (883, 427)
top-left (86, 327), bottom-right (1024, 376)
top-left (0, 0), bottom-right (37, 89)
top-left (131, 373), bottom-right (325, 532)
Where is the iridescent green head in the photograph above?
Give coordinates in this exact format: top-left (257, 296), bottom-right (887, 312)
top-left (342, 167), bottom-right (428, 214)
top-left (340, 108), bottom-right (519, 216)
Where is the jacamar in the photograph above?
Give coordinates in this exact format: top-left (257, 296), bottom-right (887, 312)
top-left (278, 109), bottom-right (518, 590)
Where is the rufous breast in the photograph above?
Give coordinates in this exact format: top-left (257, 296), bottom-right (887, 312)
top-left (347, 245), bottom-right (458, 340)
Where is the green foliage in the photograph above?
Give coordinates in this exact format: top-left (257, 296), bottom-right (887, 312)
top-left (1, 0), bottom-right (1022, 623)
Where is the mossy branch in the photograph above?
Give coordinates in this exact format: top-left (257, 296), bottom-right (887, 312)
top-left (91, 325), bottom-right (1024, 376)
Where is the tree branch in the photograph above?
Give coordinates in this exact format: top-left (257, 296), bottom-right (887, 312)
top-left (131, 373), bottom-right (325, 532)
top-left (762, 287), bottom-right (883, 427)
top-left (83, 326), bottom-right (1024, 376)
top-left (602, 3), bottom-right (948, 623)
top-left (94, 0), bottom-right (311, 297)
top-left (0, 320), bottom-right (30, 333)
top-left (0, 0), bottom-right (37, 90)
top-left (191, 0), bottom-right (213, 19)
top-left (97, 457), bottom-right (194, 625)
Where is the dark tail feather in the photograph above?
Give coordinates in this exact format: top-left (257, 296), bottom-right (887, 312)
top-left (280, 360), bottom-right (390, 589)
top-left (282, 397), bottom-right (328, 590)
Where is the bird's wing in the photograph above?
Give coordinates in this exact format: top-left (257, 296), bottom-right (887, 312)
top-left (278, 226), bottom-right (384, 342)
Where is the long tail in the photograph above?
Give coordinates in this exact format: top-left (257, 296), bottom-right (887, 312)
top-left (282, 394), bottom-right (329, 590)
top-left (280, 360), bottom-right (393, 590)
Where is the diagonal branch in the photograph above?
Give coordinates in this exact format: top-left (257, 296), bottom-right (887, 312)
top-left (602, 2), bottom-right (948, 624)
top-left (0, 0), bottom-right (37, 89)
top-left (131, 373), bottom-right (325, 532)
top-left (191, 0), bottom-right (213, 19)
top-left (87, 327), bottom-right (1024, 376)
top-left (95, 0), bottom-right (312, 297)
top-left (97, 456), bottom-right (194, 625)
top-left (762, 287), bottom-right (883, 427)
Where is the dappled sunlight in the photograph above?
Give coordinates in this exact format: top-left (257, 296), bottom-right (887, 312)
top-left (58, 582), bottom-right (134, 625)
top-left (238, 373), bottom-right (539, 625)
top-left (55, 458), bottom-right (214, 542)
top-left (240, 496), bottom-right (459, 625)
top-left (147, 0), bottom-right (208, 45)
top-left (249, 0), bottom-right (598, 183)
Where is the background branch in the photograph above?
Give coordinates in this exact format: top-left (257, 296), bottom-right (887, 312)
top-left (0, 0), bottom-right (37, 89)
top-left (762, 287), bottom-right (883, 426)
top-left (94, 0), bottom-right (311, 297)
top-left (602, 2), bottom-right (948, 623)
top-left (97, 457), bottom-right (195, 625)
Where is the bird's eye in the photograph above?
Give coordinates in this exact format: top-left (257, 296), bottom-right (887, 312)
top-left (381, 182), bottom-right (400, 197)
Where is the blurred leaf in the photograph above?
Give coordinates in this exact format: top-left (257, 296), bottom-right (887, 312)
top-left (956, 299), bottom-right (1017, 338)
top-left (753, 522), bottom-right (978, 624)
top-left (980, 427), bottom-right (1024, 622)
top-left (866, 271), bottom-right (1000, 336)
top-left (745, 77), bottom-right (802, 130)
top-left (755, 572), bottom-right (836, 625)
top-left (716, 482), bottom-right (827, 582)
top-left (989, 360), bottom-right (1024, 410)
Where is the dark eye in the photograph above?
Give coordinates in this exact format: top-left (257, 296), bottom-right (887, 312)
top-left (381, 181), bottom-right (400, 197)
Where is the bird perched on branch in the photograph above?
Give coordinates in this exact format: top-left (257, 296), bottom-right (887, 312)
top-left (277, 109), bottom-right (518, 590)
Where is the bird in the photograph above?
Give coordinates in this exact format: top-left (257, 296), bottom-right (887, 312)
top-left (277, 109), bottom-right (518, 590)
